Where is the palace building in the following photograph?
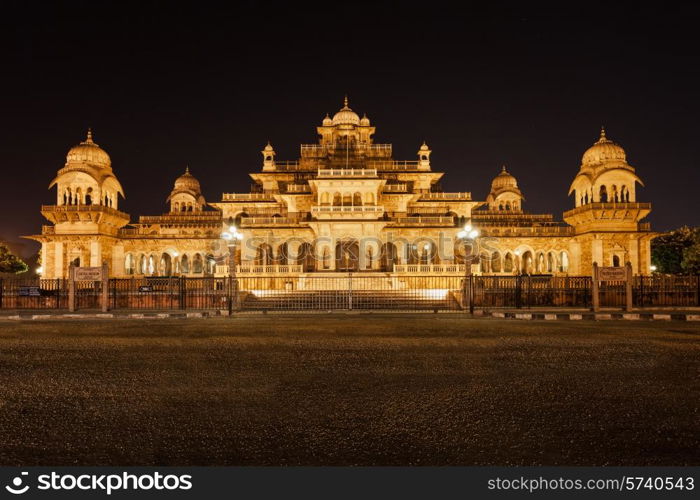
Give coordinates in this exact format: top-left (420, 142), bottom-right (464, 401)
top-left (29, 98), bottom-right (656, 280)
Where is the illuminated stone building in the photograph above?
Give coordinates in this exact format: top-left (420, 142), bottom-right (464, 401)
top-left (29, 98), bottom-right (656, 280)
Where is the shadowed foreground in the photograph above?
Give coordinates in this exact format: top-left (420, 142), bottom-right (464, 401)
top-left (0, 315), bottom-right (698, 466)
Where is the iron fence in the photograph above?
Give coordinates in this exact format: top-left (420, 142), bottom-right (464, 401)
top-left (0, 274), bottom-right (698, 312)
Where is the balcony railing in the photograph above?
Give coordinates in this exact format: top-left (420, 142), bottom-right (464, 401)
top-left (389, 216), bottom-right (456, 226)
top-left (367, 160), bottom-right (420, 170)
top-left (239, 217), bottom-right (297, 226)
top-left (484, 226), bottom-right (575, 236)
top-left (317, 168), bottom-right (378, 177)
top-left (284, 184), bottom-right (311, 193)
top-left (42, 225), bottom-right (55, 234)
top-left (383, 184), bottom-right (408, 192)
top-left (312, 205), bottom-right (384, 214)
top-left (420, 192), bottom-right (472, 201)
top-left (394, 264), bottom-right (466, 274)
top-left (41, 204), bottom-right (129, 218)
top-left (221, 193), bottom-right (277, 201)
top-left (236, 264), bottom-right (303, 274)
top-left (564, 202), bottom-right (652, 217)
top-left (638, 222), bottom-right (651, 231)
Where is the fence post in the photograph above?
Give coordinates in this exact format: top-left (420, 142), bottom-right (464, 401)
top-left (468, 274), bottom-right (474, 314)
top-left (0, 278), bottom-right (3, 309)
top-left (591, 262), bottom-right (600, 312)
top-left (348, 272), bottom-right (353, 310)
top-left (68, 264), bottom-right (76, 312)
top-left (101, 263), bottom-right (109, 312)
top-left (515, 275), bottom-right (522, 309)
top-left (228, 276), bottom-right (233, 316)
top-left (624, 262), bottom-right (633, 312)
top-left (180, 277), bottom-right (185, 310)
top-left (697, 275), bottom-right (700, 307)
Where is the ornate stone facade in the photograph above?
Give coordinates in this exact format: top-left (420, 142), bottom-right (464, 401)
top-left (28, 99), bottom-right (656, 279)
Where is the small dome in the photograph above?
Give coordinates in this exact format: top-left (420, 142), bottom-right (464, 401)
top-left (419, 141), bottom-right (430, 151)
top-left (359, 113), bottom-right (370, 126)
top-left (263, 141), bottom-right (274, 152)
top-left (173, 167), bottom-right (201, 193)
top-left (65, 129), bottom-right (111, 168)
top-left (582, 127), bottom-right (626, 166)
top-left (331, 96), bottom-right (360, 126)
top-left (322, 114), bottom-right (333, 126)
top-left (491, 165), bottom-right (519, 189)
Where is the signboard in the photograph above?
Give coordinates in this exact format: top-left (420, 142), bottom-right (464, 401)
top-left (138, 285), bottom-right (154, 293)
top-left (74, 266), bottom-right (104, 281)
top-left (18, 286), bottom-right (41, 297)
top-left (598, 266), bottom-right (627, 281)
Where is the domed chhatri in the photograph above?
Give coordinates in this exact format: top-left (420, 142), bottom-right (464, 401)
top-left (486, 165), bottom-right (524, 211)
top-left (569, 127), bottom-right (643, 207)
top-left (581, 127), bottom-right (628, 167)
top-left (331, 96), bottom-right (361, 126)
top-left (168, 167), bottom-right (205, 212)
top-left (65, 128), bottom-right (112, 169)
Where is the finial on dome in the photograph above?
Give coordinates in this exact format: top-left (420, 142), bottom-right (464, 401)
top-left (599, 126), bottom-right (607, 142)
top-left (185, 165), bottom-right (190, 174)
top-left (86, 128), bottom-right (93, 143)
top-left (343, 95), bottom-right (349, 108)
top-left (501, 164), bottom-right (507, 173)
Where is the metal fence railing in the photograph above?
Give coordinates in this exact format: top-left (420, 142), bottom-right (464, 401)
top-left (0, 275), bottom-right (698, 312)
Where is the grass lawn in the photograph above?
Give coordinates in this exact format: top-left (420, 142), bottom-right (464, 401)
top-left (0, 315), bottom-right (698, 466)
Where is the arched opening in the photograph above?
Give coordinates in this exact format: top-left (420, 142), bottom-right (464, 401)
top-left (181, 254), bottom-right (190, 274)
top-left (365, 246), bottom-right (374, 270)
top-left (138, 254), bottom-right (146, 274)
top-left (380, 242), bottom-right (398, 272)
top-left (321, 246), bottom-right (331, 270)
top-left (332, 193), bottom-right (341, 206)
top-left (480, 255), bottom-right (490, 273)
top-left (342, 193), bottom-right (352, 206)
top-left (536, 253), bottom-right (545, 274)
top-left (192, 253), bottom-right (203, 274)
top-left (335, 240), bottom-right (359, 272)
top-left (559, 251), bottom-right (569, 273)
top-left (234, 212), bottom-right (249, 227)
top-left (491, 251), bottom-right (502, 273)
top-left (547, 252), bottom-right (554, 273)
top-left (297, 242), bottom-right (315, 272)
top-left (521, 251), bottom-right (533, 274)
top-left (85, 187), bottom-right (93, 205)
top-left (599, 185), bottom-right (608, 202)
top-left (353, 192), bottom-right (363, 206)
top-left (255, 244), bottom-right (274, 265)
top-left (205, 254), bottom-right (216, 274)
top-left (365, 192), bottom-right (375, 205)
top-left (125, 254), bottom-right (135, 275)
top-left (321, 192), bottom-right (330, 205)
top-left (148, 255), bottom-right (156, 275)
top-left (612, 255), bottom-right (621, 267)
top-left (504, 253), bottom-right (514, 273)
top-left (419, 242), bottom-right (437, 264)
top-left (277, 242), bottom-right (289, 265)
top-left (160, 253), bottom-right (172, 276)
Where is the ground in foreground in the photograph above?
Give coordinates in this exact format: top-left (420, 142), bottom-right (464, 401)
top-left (0, 315), bottom-right (698, 465)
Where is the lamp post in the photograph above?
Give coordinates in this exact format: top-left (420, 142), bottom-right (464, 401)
top-left (220, 225), bottom-right (243, 315)
top-left (457, 223), bottom-right (479, 314)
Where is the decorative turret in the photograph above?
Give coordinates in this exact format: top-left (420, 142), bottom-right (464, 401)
top-left (167, 167), bottom-right (206, 212)
top-left (417, 141), bottom-right (432, 170)
top-left (569, 127), bottom-right (644, 207)
top-left (486, 166), bottom-right (524, 211)
top-left (49, 129), bottom-right (125, 209)
top-left (262, 142), bottom-right (276, 171)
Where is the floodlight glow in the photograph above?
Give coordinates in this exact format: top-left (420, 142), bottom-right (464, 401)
top-left (457, 231), bottom-right (467, 239)
top-left (514, 249), bottom-right (521, 256)
top-left (36, 266), bottom-right (43, 274)
top-left (463, 224), bottom-right (472, 233)
top-left (221, 232), bottom-right (232, 240)
top-left (650, 265), bottom-right (657, 272)
top-left (469, 229), bottom-right (479, 238)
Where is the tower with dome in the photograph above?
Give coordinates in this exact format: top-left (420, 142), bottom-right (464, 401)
top-left (28, 98), bottom-right (655, 281)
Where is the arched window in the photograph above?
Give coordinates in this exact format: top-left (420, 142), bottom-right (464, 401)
top-left (321, 192), bottom-right (330, 205)
top-left (160, 253), bottom-right (172, 276)
top-left (365, 192), bottom-right (375, 205)
top-left (365, 246), bottom-right (373, 270)
top-left (333, 193), bottom-right (341, 206)
top-left (612, 255), bottom-right (621, 267)
top-left (193, 253), bottom-right (203, 273)
top-left (148, 255), bottom-right (156, 275)
top-left (181, 254), bottom-right (189, 274)
top-left (599, 185), bottom-right (608, 202)
top-left (491, 251), bottom-right (502, 273)
top-left (255, 244), bottom-right (273, 265)
top-left (504, 253), bottom-right (514, 273)
top-left (353, 192), bottom-right (363, 206)
top-left (559, 251), bottom-right (569, 273)
top-left (342, 193), bottom-right (352, 206)
top-left (547, 252), bottom-right (554, 273)
top-left (322, 246), bottom-right (331, 270)
top-left (380, 242), bottom-right (398, 272)
top-left (125, 254), bottom-right (134, 275)
top-left (521, 251), bottom-right (533, 274)
top-left (536, 253), bottom-right (545, 274)
top-left (277, 242), bottom-right (289, 265)
top-left (205, 254), bottom-right (215, 274)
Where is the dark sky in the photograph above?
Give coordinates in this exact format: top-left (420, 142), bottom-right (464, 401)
top-left (2, 2), bottom-right (699, 256)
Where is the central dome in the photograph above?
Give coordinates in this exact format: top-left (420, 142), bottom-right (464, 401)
top-left (173, 167), bottom-right (201, 192)
top-left (582, 128), bottom-right (626, 166)
top-left (65, 129), bottom-right (111, 168)
top-left (331, 96), bottom-right (360, 126)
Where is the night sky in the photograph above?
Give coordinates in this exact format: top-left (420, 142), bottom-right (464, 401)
top-left (2, 2), bottom-right (699, 257)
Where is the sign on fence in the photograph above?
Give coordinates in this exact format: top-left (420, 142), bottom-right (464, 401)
top-left (74, 267), bottom-right (104, 281)
top-left (18, 286), bottom-right (41, 297)
top-left (598, 266), bottom-right (628, 281)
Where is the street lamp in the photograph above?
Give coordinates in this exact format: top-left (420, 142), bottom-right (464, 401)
top-left (220, 225), bottom-right (243, 314)
top-left (456, 223), bottom-right (479, 314)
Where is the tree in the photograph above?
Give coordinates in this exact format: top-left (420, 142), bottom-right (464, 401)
top-left (0, 243), bottom-right (28, 274)
top-left (652, 226), bottom-right (700, 274)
